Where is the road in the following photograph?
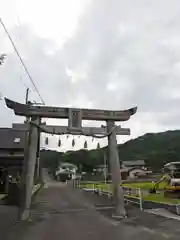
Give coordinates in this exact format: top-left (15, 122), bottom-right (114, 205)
top-left (0, 179), bottom-right (179, 240)
top-left (0, 204), bottom-right (18, 240)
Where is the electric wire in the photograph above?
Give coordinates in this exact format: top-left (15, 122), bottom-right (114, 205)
top-left (0, 17), bottom-right (45, 105)
top-left (15, 16), bottom-right (34, 93)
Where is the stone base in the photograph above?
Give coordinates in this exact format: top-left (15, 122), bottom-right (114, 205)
top-left (20, 209), bottom-right (31, 221)
top-left (112, 214), bottom-right (127, 220)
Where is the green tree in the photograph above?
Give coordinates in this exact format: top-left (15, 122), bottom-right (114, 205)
top-left (0, 54), bottom-right (6, 65)
top-left (40, 130), bottom-right (180, 173)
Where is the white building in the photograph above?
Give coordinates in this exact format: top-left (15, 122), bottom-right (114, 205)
top-left (121, 160), bottom-right (151, 179)
top-left (55, 163), bottom-right (78, 181)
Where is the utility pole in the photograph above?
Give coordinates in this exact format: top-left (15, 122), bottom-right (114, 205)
top-left (103, 150), bottom-right (107, 184)
top-left (19, 88), bottom-right (30, 219)
top-left (20, 88), bottom-right (40, 220)
top-left (25, 87), bottom-right (41, 183)
top-left (107, 120), bottom-right (126, 218)
top-left (34, 118), bottom-right (41, 184)
top-left (25, 88), bottom-right (29, 104)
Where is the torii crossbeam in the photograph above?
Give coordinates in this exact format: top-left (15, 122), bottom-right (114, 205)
top-left (5, 98), bottom-right (137, 121)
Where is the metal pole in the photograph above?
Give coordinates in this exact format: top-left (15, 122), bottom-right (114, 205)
top-left (103, 151), bottom-right (107, 185)
top-left (24, 88), bottom-right (30, 126)
top-left (38, 144), bottom-right (44, 185)
top-left (34, 118), bottom-right (41, 184)
top-left (25, 88), bottom-right (29, 104)
top-left (107, 120), bottom-right (126, 218)
top-left (20, 117), bottom-right (39, 220)
top-left (139, 188), bottom-right (143, 211)
top-left (5, 170), bottom-right (9, 194)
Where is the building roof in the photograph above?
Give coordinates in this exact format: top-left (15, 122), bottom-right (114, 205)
top-left (0, 128), bottom-right (26, 149)
top-left (60, 162), bottom-right (77, 169)
top-left (122, 160), bottom-right (145, 166)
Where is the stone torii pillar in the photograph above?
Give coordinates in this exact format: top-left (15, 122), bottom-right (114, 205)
top-left (34, 118), bottom-right (41, 184)
top-left (21, 117), bottom-right (39, 220)
top-left (107, 120), bottom-right (126, 218)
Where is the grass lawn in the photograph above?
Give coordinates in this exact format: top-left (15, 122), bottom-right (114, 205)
top-left (80, 181), bottom-right (166, 191)
top-left (143, 193), bottom-right (180, 204)
top-left (80, 182), bottom-right (180, 204)
top-left (121, 181), bottom-right (167, 190)
top-left (127, 192), bottom-right (180, 204)
top-left (80, 183), bottom-right (111, 192)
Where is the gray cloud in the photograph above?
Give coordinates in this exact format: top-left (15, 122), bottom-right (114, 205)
top-left (61, 0), bottom-right (180, 113)
top-left (1, 0), bottom-right (180, 137)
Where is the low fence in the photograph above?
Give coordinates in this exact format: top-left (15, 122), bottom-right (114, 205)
top-left (73, 179), bottom-right (180, 215)
top-left (176, 205), bottom-right (180, 215)
top-left (73, 180), bottom-right (143, 210)
top-left (32, 183), bottom-right (42, 195)
top-left (122, 187), bottom-right (143, 211)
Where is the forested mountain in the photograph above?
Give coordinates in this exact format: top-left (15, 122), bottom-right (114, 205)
top-left (40, 130), bottom-right (180, 172)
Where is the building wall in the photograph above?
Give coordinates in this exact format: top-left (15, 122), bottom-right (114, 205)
top-left (128, 168), bottom-right (147, 179)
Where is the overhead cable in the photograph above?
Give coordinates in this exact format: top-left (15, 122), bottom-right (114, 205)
top-left (0, 17), bottom-right (45, 105)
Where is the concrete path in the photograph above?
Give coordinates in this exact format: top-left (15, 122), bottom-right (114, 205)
top-left (145, 208), bottom-right (180, 220)
top-left (4, 181), bottom-right (180, 240)
top-left (0, 205), bottom-right (18, 240)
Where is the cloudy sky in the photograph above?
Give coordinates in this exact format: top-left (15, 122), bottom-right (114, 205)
top-left (1, 0), bottom-right (180, 151)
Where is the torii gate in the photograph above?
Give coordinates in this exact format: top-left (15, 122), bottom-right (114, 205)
top-left (5, 98), bottom-right (137, 220)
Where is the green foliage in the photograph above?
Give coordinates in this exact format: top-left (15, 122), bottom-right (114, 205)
top-left (40, 149), bottom-right (62, 172)
top-left (0, 53), bottom-right (6, 65)
top-left (40, 130), bottom-right (180, 173)
top-left (119, 130), bottom-right (180, 170)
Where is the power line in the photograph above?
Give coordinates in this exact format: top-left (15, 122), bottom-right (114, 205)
top-left (0, 17), bottom-right (45, 105)
top-left (15, 16), bottom-right (34, 93)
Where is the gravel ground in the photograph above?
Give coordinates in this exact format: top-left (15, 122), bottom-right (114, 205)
top-left (0, 205), bottom-right (18, 240)
top-left (82, 190), bottom-right (180, 238)
top-left (1, 181), bottom-right (180, 240)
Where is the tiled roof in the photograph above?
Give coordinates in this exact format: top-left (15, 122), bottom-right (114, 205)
top-left (122, 160), bottom-right (145, 166)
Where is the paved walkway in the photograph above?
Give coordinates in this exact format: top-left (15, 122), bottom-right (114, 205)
top-left (145, 208), bottom-right (180, 220)
top-left (4, 182), bottom-right (180, 240)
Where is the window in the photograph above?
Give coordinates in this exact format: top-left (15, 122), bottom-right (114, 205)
top-left (14, 137), bottom-right (20, 143)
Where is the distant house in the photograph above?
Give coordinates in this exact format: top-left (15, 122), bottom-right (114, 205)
top-left (95, 164), bottom-right (108, 174)
top-left (94, 161), bottom-right (149, 180)
top-left (0, 128), bottom-right (26, 192)
top-left (122, 160), bottom-right (145, 168)
top-left (0, 128), bottom-right (26, 170)
top-left (55, 163), bottom-right (78, 181)
top-left (121, 160), bottom-right (151, 179)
